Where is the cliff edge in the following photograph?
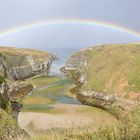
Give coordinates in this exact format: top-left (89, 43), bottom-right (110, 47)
top-left (0, 46), bottom-right (56, 121)
top-left (0, 46), bottom-right (56, 80)
top-left (61, 43), bottom-right (140, 111)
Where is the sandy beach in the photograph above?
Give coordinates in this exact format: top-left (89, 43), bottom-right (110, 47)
top-left (18, 104), bottom-right (115, 136)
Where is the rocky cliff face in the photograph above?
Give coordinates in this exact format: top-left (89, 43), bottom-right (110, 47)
top-left (0, 46), bottom-right (56, 121)
top-left (0, 82), bottom-right (33, 120)
top-left (0, 47), bottom-right (56, 80)
top-left (61, 44), bottom-right (140, 111)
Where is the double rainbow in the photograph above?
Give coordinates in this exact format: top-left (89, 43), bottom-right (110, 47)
top-left (0, 18), bottom-right (140, 38)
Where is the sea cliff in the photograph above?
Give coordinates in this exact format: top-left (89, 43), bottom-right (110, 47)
top-left (61, 43), bottom-right (140, 111)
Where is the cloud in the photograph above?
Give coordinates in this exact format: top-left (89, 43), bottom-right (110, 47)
top-left (0, 0), bottom-right (140, 32)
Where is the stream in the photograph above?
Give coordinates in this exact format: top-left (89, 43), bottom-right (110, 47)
top-left (33, 78), bottom-right (81, 105)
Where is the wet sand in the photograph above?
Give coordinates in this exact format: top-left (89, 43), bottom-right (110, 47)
top-left (18, 103), bottom-right (116, 136)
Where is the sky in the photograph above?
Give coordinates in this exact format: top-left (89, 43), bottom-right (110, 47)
top-left (0, 0), bottom-right (140, 74)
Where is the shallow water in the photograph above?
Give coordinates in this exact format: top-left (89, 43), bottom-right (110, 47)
top-left (33, 78), bottom-right (81, 105)
top-left (48, 94), bottom-right (81, 105)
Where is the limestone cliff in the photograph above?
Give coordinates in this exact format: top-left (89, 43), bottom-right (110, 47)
top-left (0, 46), bottom-right (56, 80)
top-left (0, 46), bottom-right (56, 120)
top-left (61, 43), bottom-right (140, 111)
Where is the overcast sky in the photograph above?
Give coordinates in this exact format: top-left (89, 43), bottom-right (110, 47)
top-left (0, 0), bottom-right (140, 30)
top-left (0, 0), bottom-right (140, 47)
top-left (0, 0), bottom-right (140, 74)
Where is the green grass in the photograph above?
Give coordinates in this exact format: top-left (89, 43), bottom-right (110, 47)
top-left (32, 80), bottom-right (71, 95)
top-left (0, 109), bottom-right (23, 140)
top-left (71, 43), bottom-right (140, 97)
top-left (0, 46), bottom-right (51, 67)
top-left (29, 76), bottom-right (61, 87)
top-left (0, 75), bottom-right (5, 84)
top-left (22, 76), bottom-right (72, 112)
top-left (22, 107), bottom-right (140, 140)
top-left (23, 104), bottom-right (53, 113)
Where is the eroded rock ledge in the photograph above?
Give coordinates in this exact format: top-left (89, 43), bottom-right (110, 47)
top-left (0, 82), bottom-right (33, 120)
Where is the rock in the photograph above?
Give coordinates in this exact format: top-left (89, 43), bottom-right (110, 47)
top-left (0, 47), bottom-right (57, 80)
top-left (0, 56), bottom-right (14, 80)
top-left (0, 47), bottom-right (57, 137)
top-left (0, 47), bottom-right (56, 121)
top-left (0, 82), bottom-right (33, 120)
top-left (61, 43), bottom-right (139, 111)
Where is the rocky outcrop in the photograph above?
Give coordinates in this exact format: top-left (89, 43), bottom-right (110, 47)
top-left (0, 52), bottom-right (56, 80)
top-left (0, 47), bottom-right (57, 138)
top-left (0, 56), bottom-right (14, 80)
top-left (0, 79), bottom-right (32, 139)
top-left (61, 66), bottom-right (121, 110)
top-left (0, 47), bottom-right (56, 120)
top-left (11, 55), bottom-right (56, 80)
top-left (76, 90), bottom-right (136, 111)
top-left (0, 81), bottom-right (33, 120)
top-left (61, 45), bottom-right (138, 111)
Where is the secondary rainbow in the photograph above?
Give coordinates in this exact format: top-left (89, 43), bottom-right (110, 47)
top-left (0, 18), bottom-right (140, 38)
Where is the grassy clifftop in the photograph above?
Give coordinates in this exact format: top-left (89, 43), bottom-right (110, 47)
top-left (71, 43), bottom-right (140, 99)
top-left (0, 46), bottom-right (51, 67)
top-left (0, 46), bottom-right (50, 56)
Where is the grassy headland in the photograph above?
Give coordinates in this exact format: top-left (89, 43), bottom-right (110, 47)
top-left (70, 43), bottom-right (140, 100)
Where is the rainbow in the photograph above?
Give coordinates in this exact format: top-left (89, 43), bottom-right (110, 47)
top-left (0, 18), bottom-right (140, 38)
